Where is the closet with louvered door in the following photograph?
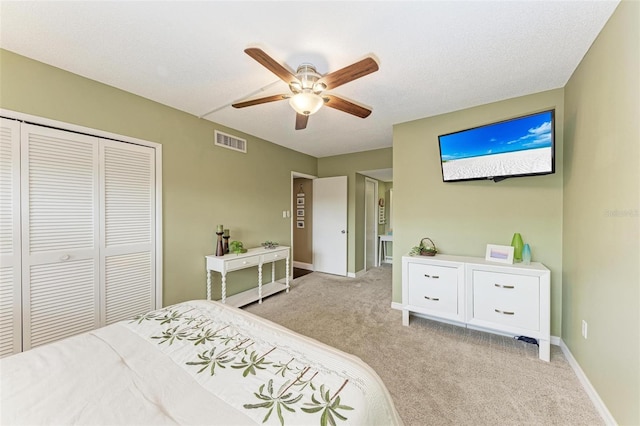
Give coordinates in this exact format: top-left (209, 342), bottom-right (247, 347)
top-left (21, 124), bottom-right (102, 350)
top-left (0, 118), bottom-right (22, 357)
top-left (101, 140), bottom-right (155, 325)
top-left (0, 116), bottom-right (160, 357)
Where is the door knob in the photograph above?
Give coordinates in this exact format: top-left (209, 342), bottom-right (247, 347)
top-left (341, 230), bottom-right (346, 234)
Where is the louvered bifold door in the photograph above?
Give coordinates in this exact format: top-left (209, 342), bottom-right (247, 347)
top-left (21, 124), bottom-right (100, 350)
top-left (0, 118), bottom-right (22, 357)
top-left (101, 140), bottom-right (155, 325)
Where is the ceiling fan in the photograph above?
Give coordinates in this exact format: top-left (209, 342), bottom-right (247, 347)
top-left (232, 48), bottom-right (379, 130)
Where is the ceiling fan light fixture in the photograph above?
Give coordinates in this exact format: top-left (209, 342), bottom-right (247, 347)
top-left (312, 81), bottom-right (327, 94)
top-left (289, 91), bottom-right (324, 116)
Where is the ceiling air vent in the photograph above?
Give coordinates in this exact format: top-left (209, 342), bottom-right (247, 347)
top-left (214, 130), bottom-right (246, 153)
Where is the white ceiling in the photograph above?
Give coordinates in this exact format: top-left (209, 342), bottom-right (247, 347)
top-left (0, 1), bottom-right (619, 158)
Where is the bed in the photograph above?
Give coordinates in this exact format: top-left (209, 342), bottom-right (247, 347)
top-left (0, 300), bottom-right (403, 425)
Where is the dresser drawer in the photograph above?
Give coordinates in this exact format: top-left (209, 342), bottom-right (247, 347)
top-left (262, 250), bottom-right (288, 263)
top-left (472, 270), bottom-right (539, 331)
top-left (226, 255), bottom-right (260, 272)
top-left (407, 263), bottom-right (458, 314)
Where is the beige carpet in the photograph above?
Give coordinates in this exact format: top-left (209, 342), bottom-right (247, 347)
top-left (244, 265), bottom-right (603, 426)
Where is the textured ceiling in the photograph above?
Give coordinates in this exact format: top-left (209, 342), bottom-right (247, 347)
top-left (0, 1), bottom-right (619, 158)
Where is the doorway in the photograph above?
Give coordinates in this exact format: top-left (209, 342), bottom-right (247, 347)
top-left (364, 177), bottom-right (378, 271)
top-left (290, 172), bottom-right (348, 278)
top-left (291, 173), bottom-right (314, 277)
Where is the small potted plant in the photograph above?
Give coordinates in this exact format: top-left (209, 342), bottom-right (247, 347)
top-left (229, 240), bottom-right (247, 254)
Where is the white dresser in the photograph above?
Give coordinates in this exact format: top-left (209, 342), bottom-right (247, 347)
top-left (206, 246), bottom-right (290, 308)
top-left (402, 254), bottom-right (550, 361)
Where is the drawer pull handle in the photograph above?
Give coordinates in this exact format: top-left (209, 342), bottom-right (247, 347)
top-left (424, 274), bottom-right (440, 279)
top-left (494, 284), bottom-right (515, 289)
top-left (495, 309), bottom-right (515, 315)
top-left (424, 296), bottom-right (440, 301)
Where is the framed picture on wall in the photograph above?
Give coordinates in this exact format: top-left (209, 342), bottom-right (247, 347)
top-left (297, 197), bottom-right (305, 206)
top-left (296, 220), bottom-right (304, 228)
top-left (297, 209), bottom-right (304, 217)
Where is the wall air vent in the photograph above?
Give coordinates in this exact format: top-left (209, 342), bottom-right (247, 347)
top-left (214, 130), bottom-right (246, 153)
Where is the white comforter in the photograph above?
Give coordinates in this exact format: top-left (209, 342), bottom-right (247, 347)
top-left (0, 300), bottom-right (403, 425)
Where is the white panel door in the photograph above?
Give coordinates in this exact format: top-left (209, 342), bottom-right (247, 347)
top-left (101, 140), bottom-right (156, 325)
top-left (0, 118), bottom-right (22, 357)
top-left (313, 176), bottom-right (347, 276)
top-left (21, 124), bottom-right (100, 350)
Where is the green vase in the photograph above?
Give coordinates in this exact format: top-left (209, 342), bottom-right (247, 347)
top-left (511, 233), bottom-right (524, 261)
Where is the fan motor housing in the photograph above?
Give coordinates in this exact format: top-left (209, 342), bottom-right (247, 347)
top-left (290, 64), bottom-right (325, 94)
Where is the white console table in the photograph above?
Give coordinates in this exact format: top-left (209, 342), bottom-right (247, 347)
top-left (402, 254), bottom-right (550, 361)
top-left (205, 246), bottom-right (290, 307)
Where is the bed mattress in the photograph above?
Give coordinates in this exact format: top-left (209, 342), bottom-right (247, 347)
top-left (0, 300), bottom-right (403, 425)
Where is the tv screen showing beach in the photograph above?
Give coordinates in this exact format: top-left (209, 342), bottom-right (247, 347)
top-left (438, 110), bottom-right (555, 182)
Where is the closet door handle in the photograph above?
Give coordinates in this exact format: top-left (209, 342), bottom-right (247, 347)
top-left (60, 254), bottom-right (71, 261)
top-left (424, 296), bottom-right (440, 301)
top-left (495, 309), bottom-right (515, 315)
top-left (424, 274), bottom-right (440, 279)
top-left (494, 284), bottom-right (514, 289)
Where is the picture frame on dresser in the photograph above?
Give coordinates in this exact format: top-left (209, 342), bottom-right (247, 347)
top-left (485, 244), bottom-right (514, 264)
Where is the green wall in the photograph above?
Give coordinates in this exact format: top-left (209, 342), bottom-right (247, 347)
top-left (0, 49), bottom-right (317, 305)
top-left (393, 89), bottom-right (564, 335)
top-left (3, 8), bottom-right (638, 419)
top-left (317, 148), bottom-right (392, 274)
top-left (563, 1), bottom-right (639, 423)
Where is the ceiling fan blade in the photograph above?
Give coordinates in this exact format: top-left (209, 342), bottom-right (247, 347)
top-left (232, 94), bottom-right (288, 108)
top-left (324, 95), bottom-right (372, 118)
top-left (320, 57), bottom-right (379, 90)
top-left (244, 48), bottom-right (299, 85)
top-left (295, 113), bottom-right (309, 130)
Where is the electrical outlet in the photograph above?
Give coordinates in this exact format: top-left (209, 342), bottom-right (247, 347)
top-left (581, 320), bottom-right (588, 339)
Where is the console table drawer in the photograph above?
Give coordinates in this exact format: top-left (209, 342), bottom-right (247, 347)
top-left (407, 263), bottom-right (458, 314)
top-left (472, 270), bottom-right (539, 331)
top-left (263, 250), bottom-right (288, 263)
top-left (226, 255), bottom-right (260, 272)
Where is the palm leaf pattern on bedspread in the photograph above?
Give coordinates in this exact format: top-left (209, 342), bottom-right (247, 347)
top-left (128, 302), bottom-right (359, 426)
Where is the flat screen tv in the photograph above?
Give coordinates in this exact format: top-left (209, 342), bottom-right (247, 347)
top-left (438, 110), bottom-right (555, 182)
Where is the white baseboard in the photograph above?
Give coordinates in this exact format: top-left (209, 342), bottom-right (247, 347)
top-left (293, 261), bottom-right (313, 270)
top-left (348, 269), bottom-right (367, 278)
top-left (391, 301), bottom-right (402, 310)
top-left (559, 340), bottom-right (617, 425)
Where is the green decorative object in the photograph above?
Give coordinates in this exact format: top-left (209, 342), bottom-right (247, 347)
top-left (511, 233), bottom-right (524, 261)
top-left (229, 240), bottom-right (247, 254)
